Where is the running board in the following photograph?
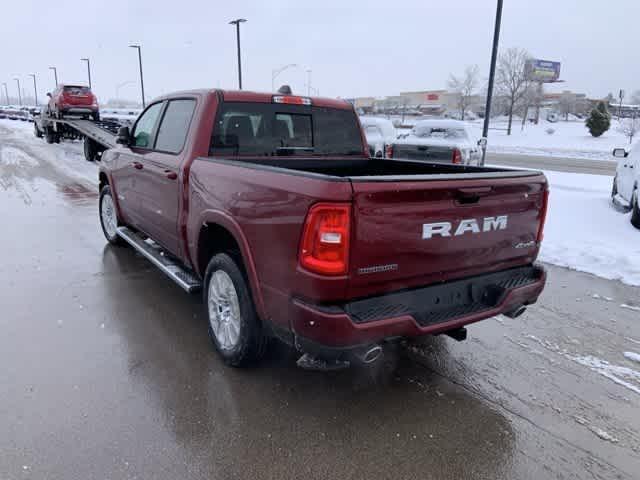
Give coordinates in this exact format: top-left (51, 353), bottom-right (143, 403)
top-left (116, 227), bottom-right (202, 293)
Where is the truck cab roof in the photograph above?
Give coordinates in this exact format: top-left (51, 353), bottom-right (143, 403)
top-left (153, 89), bottom-right (353, 110)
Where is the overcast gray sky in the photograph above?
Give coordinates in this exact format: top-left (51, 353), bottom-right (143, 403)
top-left (2, 0), bottom-right (638, 103)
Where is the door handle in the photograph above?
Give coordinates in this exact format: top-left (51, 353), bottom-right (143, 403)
top-left (133, 162), bottom-right (143, 170)
top-left (164, 170), bottom-right (178, 180)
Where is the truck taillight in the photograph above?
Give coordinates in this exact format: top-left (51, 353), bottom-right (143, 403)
top-left (385, 144), bottom-right (393, 158)
top-left (536, 189), bottom-right (550, 243)
top-left (452, 148), bottom-right (462, 164)
top-left (299, 203), bottom-right (351, 276)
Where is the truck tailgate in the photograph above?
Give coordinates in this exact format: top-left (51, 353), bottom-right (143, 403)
top-left (347, 173), bottom-right (547, 297)
top-left (392, 144), bottom-right (453, 163)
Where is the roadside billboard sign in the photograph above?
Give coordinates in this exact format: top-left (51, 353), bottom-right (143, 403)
top-left (525, 59), bottom-right (561, 83)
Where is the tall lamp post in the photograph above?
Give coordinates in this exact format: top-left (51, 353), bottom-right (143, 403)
top-left (49, 66), bottom-right (58, 88)
top-left (28, 74), bottom-right (38, 106)
top-left (271, 63), bottom-right (297, 91)
top-left (229, 19), bottom-right (247, 89)
top-left (14, 78), bottom-right (22, 106)
top-left (480, 0), bottom-right (504, 166)
top-left (2, 83), bottom-right (9, 104)
top-left (81, 58), bottom-right (92, 89)
top-left (129, 45), bottom-right (146, 107)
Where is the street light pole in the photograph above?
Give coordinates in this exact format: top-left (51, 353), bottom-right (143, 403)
top-left (14, 78), bottom-right (22, 106)
top-left (2, 83), bottom-right (9, 104)
top-left (271, 63), bottom-right (298, 91)
top-left (81, 58), bottom-right (92, 89)
top-left (229, 19), bottom-right (247, 89)
top-left (49, 66), bottom-right (58, 88)
top-left (28, 74), bottom-right (38, 106)
top-left (480, 0), bottom-right (504, 166)
top-left (306, 69), bottom-right (312, 96)
top-left (129, 45), bottom-right (146, 107)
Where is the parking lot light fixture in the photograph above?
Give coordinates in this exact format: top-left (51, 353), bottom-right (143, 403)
top-left (81, 58), bottom-right (92, 89)
top-left (49, 66), bottom-right (58, 87)
top-left (28, 74), bottom-right (38, 106)
top-left (229, 19), bottom-right (247, 89)
top-left (129, 45), bottom-right (146, 108)
top-left (14, 78), bottom-right (22, 106)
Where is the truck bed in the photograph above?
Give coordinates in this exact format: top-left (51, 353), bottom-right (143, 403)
top-left (206, 157), bottom-right (539, 181)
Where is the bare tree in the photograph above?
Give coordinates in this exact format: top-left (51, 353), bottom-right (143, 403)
top-left (518, 83), bottom-right (542, 129)
top-left (557, 92), bottom-right (576, 121)
top-left (618, 116), bottom-right (640, 144)
top-left (495, 48), bottom-right (532, 135)
top-left (447, 65), bottom-right (480, 121)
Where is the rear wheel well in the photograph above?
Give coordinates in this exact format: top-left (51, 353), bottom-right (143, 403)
top-left (197, 223), bottom-right (244, 277)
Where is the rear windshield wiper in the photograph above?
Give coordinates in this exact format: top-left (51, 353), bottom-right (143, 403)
top-left (275, 146), bottom-right (315, 156)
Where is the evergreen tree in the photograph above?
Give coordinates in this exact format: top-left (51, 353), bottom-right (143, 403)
top-left (586, 101), bottom-right (611, 137)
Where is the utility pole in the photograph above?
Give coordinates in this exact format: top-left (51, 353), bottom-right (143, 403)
top-left (49, 66), bottom-right (58, 88)
top-left (480, 0), bottom-right (503, 166)
top-left (81, 58), bottom-right (92, 89)
top-left (2, 83), bottom-right (9, 104)
top-left (619, 89), bottom-right (625, 120)
top-left (229, 19), bottom-right (247, 89)
top-left (129, 45), bottom-right (146, 107)
top-left (28, 74), bottom-right (38, 106)
top-left (14, 78), bottom-right (22, 106)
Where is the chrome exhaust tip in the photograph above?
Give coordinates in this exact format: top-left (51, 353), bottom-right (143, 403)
top-left (504, 305), bottom-right (527, 319)
top-left (359, 345), bottom-right (384, 364)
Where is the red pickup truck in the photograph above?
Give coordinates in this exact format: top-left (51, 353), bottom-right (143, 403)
top-left (98, 88), bottom-right (548, 367)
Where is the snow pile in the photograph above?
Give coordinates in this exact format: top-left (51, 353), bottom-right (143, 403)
top-left (469, 119), bottom-right (632, 161)
top-left (540, 170), bottom-right (640, 285)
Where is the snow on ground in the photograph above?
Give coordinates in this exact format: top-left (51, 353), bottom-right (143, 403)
top-left (0, 119), bottom-right (98, 186)
top-left (391, 115), bottom-right (633, 161)
top-left (469, 119), bottom-right (632, 161)
top-left (540, 170), bottom-right (640, 286)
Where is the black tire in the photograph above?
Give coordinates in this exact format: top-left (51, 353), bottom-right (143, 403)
top-left (54, 134), bottom-right (61, 144)
top-left (611, 176), bottom-right (618, 199)
top-left (84, 137), bottom-right (97, 162)
top-left (203, 253), bottom-right (267, 367)
top-left (45, 129), bottom-right (55, 144)
top-left (631, 190), bottom-right (640, 230)
top-left (92, 112), bottom-right (100, 122)
top-left (34, 123), bottom-right (43, 138)
top-left (99, 186), bottom-right (125, 245)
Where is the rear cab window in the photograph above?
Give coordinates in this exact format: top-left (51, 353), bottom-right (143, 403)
top-left (210, 102), bottom-right (363, 157)
top-left (63, 86), bottom-right (90, 95)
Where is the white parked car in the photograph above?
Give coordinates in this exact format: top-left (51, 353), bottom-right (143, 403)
top-left (359, 116), bottom-right (397, 158)
top-left (390, 119), bottom-right (481, 165)
top-left (612, 143), bottom-right (640, 229)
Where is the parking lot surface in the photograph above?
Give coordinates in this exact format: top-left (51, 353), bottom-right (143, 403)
top-left (1, 123), bottom-right (639, 479)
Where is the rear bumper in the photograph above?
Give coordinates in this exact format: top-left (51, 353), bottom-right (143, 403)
top-left (60, 105), bottom-right (98, 114)
top-left (291, 264), bottom-right (546, 350)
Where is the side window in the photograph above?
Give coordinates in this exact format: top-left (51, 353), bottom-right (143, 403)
top-left (132, 102), bottom-right (164, 148)
top-left (154, 99), bottom-right (196, 154)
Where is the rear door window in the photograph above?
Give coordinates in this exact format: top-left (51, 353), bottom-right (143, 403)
top-left (132, 102), bottom-right (164, 148)
top-left (155, 99), bottom-right (196, 154)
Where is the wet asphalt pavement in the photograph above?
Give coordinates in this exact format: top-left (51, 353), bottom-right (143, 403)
top-left (1, 120), bottom-right (640, 480)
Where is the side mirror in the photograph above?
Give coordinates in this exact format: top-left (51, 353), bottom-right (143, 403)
top-left (613, 148), bottom-right (628, 158)
top-left (46, 92), bottom-right (52, 98)
top-left (477, 137), bottom-right (488, 148)
top-left (116, 126), bottom-right (131, 145)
